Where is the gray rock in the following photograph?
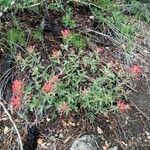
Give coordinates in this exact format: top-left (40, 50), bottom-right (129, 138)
top-left (109, 146), bottom-right (118, 150)
top-left (70, 135), bottom-right (100, 150)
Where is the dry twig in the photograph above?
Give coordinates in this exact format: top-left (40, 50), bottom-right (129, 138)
top-left (84, 28), bottom-right (121, 44)
top-left (0, 100), bottom-right (24, 150)
top-left (130, 100), bottom-right (150, 120)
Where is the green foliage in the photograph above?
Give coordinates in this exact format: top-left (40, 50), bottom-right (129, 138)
top-left (7, 28), bottom-right (25, 48)
top-left (94, 0), bottom-right (112, 9)
top-left (89, 0), bottom-right (150, 44)
top-left (90, 1), bottom-right (136, 42)
top-left (109, 11), bottom-right (136, 40)
top-left (0, 0), bottom-right (14, 16)
top-left (62, 13), bottom-right (76, 29)
top-left (48, 1), bottom-right (63, 11)
top-left (64, 33), bottom-right (86, 50)
top-left (128, 1), bottom-right (150, 22)
top-left (0, 0), bottom-right (41, 16)
top-left (81, 67), bottom-right (124, 113)
top-left (33, 29), bottom-right (43, 41)
top-left (18, 51), bottom-right (50, 112)
top-left (62, 7), bottom-right (76, 29)
top-left (0, 0), bottom-right (12, 6)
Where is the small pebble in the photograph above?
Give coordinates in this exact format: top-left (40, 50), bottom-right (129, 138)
top-left (59, 133), bottom-right (64, 139)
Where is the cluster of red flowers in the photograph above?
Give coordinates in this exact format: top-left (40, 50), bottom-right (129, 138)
top-left (129, 64), bottom-right (142, 78)
top-left (59, 102), bottom-right (69, 113)
top-left (12, 80), bottom-right (22, 94)
top-left (117, 100), bottom-right (131, 112)
top-left (10, 80), bottom-right (23, 110)
top-left (42, 75), bottom-right (59, 94)
top-left (61, 29), bottom-right (71, 39)
top-left (42, 81), bottom-right (55, 94)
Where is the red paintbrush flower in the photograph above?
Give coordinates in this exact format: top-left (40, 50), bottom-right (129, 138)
top-left (59, 102), bottom-right (69, 113)
top-left (42, 75), bottom-right (60, 94)
top-left (12, 80), bottom-right (23, 94)
top-left (42, 82), bottom-right (55, 94)
top-left (61, 29), bottom-right (71, 39)
top-left (130, 64), bottom-right (142, 77)
top-left (10, 79), bottom-right (24, 110)
top-left (117, 100), bottom-right (131, 112)
top-left (10, 95), bottom-right (21, 110)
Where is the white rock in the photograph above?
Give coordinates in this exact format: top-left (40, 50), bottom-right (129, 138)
top-left (70, 135), bottom-right (99, 150)
top-left (0, 12), bottom-right (3, 17)
top-left (109, 146), bottom-right (118, 150)
top-left (97, 126), bottom-right (103, 134)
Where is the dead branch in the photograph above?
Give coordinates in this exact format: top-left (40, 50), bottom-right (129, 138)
top-left (0, 100), bottom-right (24, 150)
top-left (130, 100), bottom-right (150, 121)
